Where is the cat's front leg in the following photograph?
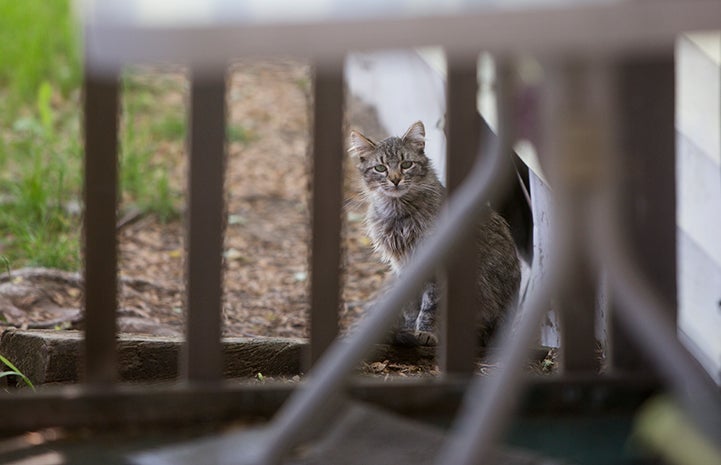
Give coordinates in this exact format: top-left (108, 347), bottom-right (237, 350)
top-left (390, 296), bottom-right (422, 346)
top-left (414, 280), bottom-right (439, 346)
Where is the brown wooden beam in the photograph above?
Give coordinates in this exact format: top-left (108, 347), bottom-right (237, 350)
top-left (609, 53), bottom-right (676, 371)
top-left (184, 74), bottom-right (227, 382)
top-left (307, 60), bottom-right (345, 367)
top-left (441, 55), bottom-right (480, 375)
top-left (83, 71), bottom-right (120, 385)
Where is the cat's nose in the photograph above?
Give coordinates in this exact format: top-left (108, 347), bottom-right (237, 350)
top-left (389, 175), bottom-right (401, 186)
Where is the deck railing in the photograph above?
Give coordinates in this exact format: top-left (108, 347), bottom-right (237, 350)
top-left (2, 1), bottom-right (721, 463)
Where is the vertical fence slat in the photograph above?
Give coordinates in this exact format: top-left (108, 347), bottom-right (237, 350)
top-left (558, 261), bottom-right (598, 371)
top-left (544, 61), bottom-right (605, 372)
top-left (307, 61), bottom-right (345, 367)
top-left (609, 54), bottom-right (677, 371)
top-left (83, 72), bottom-right (120, 385)
top-left (184, 74), bottom-right (227, 382)
top-left (441, 56), bottom-right (480, 375)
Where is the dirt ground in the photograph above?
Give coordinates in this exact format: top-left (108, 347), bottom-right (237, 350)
top-left (1, 60), bottom-right (390, 342)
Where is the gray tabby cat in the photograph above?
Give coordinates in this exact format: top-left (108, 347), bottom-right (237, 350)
top-left (350, 121), bottom-right (521, 346)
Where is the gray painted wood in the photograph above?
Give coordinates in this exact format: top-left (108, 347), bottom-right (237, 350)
top-left (81, 1), bottom-right (721, 74)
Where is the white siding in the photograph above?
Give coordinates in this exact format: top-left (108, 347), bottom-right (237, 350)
top-left (677, 33), bottom-right (721, 382)
top-left (345, 50), bottom-right (447, 181)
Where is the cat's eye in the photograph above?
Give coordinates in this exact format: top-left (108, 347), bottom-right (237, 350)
top-left (400, 161), bottom-right (413, 169)
top-left (374, 164), bottom-right (387, 173)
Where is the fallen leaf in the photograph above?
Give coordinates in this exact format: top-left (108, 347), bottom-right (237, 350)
top-left (224, 248), bottom-right (244, 261)
top-left (228, 214), bottom-right (247, 225)
top-left (369, 360), bottom-right (388, 373)
top-left (168, 249), bottom-right (182, 259)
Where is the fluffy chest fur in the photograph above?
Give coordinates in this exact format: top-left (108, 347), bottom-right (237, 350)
top-left (349, 121), bottom-right (444, 273)
top-left (366, 192), bottom-right (442, 272)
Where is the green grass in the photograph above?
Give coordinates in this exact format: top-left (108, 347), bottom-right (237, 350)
top-left (228, 124), bottom-right (254, 144)
top-left (120, 73), bottom-right (185, 223)
top-left (0, 1), bottom-right (252, 271)
top-left (0, 354), bottom-right (35, 390)
top-left (0, 1), bottom-right (178, 269)
top-left (0, 1), bottom-right (79, 110)
top-left (0, 73), bottom-right (83, 269)
top-left (153, 114), bottom-right (186, 140)
top-left (0, 0), bottom-right (84, 270)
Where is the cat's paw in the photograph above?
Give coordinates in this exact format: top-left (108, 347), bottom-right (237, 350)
top-left (414, 330), bottom-right (438, 346)
top-left (391, 329), bottom-right (438, 347)
top-left (392, 330), bottom-right (421, 347)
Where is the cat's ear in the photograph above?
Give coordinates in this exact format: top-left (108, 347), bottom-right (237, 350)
top-left (402, 121), bottom-right (425, 152)
top-left (349, 130), bottom-right (376, 163)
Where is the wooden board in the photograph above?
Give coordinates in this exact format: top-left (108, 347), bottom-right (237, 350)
top-left (0, 329), bottom-right (305, 385)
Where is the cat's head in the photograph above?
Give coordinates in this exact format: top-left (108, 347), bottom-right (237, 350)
top-left (349, 121), bottom-right (432, 199)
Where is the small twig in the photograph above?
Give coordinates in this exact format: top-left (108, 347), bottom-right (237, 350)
top-left (1, 307), bottom-right (83, 330)
top-left (26, 314), bottom-right (84, 330)
top-left (120, 276), bottom-right (178, 293)
top-left (0, 267), bottom-right (177, 293)
top-left (0, 267), bottom-right (82, 285)
top-left (116, 208), bottom-right (146, 231)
